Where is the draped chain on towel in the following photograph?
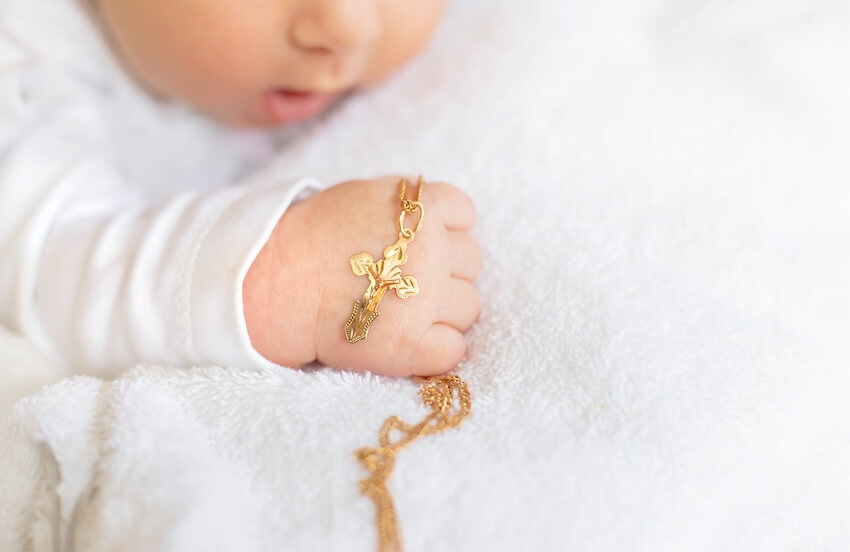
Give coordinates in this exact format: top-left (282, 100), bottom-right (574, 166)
top-left (355, 375), bottom-right (472, 552)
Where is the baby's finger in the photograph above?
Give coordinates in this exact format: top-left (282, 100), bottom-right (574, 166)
top-left (438, 278), bottom-right (480, 331)
top-left (426, 181), bottom-right (476, 231)
top-left (410, 323), bottom-right (467, 376)
top-left (449, 230), bottom-right (482, 281)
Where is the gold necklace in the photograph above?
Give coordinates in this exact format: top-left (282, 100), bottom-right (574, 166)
top-left (356, 375), bottom-right (472, 552)
top-left (344, 177), bottom-right (425, 343)
top-left (346, 178), bottom-right (471, 550)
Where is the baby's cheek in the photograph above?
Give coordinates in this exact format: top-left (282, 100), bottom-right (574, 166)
top-left (361, 0), bottom-right (446, 85)
top-left (100, 0), bottom-right (279, 120)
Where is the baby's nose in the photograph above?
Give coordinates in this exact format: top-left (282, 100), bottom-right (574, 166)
top-left (291, 0), bottom-right (382, 53)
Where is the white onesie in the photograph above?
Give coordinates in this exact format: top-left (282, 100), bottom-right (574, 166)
top-left (0, 0), bottom-right (322, 376)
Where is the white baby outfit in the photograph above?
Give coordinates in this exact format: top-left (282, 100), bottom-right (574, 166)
top-left (0, 0), bottom-right (322, 376)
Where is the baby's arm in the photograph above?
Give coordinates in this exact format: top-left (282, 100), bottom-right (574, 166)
top-left (243, 177), bottom-right (481, 376)
top-left (1, 10), bottom-right (480, 378)
top-left (0, 19), bottom-right (318, 376)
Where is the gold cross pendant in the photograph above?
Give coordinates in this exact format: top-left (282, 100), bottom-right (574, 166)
top-left (344, 178), bottom-right (425, 343)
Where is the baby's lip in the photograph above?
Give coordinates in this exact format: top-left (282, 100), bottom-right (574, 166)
top-left (260, 88), bottom-right (340, 125)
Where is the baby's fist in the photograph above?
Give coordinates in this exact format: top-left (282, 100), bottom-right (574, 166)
top-left (243, 176), bottom-right (481, 376)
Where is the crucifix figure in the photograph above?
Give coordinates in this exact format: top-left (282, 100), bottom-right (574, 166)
top-left (344, 178), bottom-right (424, 344)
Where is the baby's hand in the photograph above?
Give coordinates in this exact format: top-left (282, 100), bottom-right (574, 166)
top-left (243, 177), bottom-right (481, 376)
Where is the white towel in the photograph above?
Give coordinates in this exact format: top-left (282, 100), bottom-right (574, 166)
top-left (1, 0), bottom-right (848, 550)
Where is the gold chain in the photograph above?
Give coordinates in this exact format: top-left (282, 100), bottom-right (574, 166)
top-left (399, 175), bottom-right (424, 214)
top-left (356, 375), bottom-right (472, 552)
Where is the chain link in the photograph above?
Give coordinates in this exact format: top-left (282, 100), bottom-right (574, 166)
top-left (397, 177), bottom-right (425, 240)
top-left (399, 175), bottom-right (424, 212)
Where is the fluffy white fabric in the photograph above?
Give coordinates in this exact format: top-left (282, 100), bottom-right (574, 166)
top-left (1, 0), bottom-right (848, 550)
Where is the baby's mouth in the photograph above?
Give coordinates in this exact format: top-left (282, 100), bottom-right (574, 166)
top-left (261, 89), bottom-right (340, 125)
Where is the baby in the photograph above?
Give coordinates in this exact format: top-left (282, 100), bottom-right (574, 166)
top-left (0, 0), bottom-right (480, 378)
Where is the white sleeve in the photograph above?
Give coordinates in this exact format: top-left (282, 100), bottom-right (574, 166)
top-left (0, 30), bottom-right (321, 376)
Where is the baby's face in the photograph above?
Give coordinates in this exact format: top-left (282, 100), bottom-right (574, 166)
top-left (97, 0), bottom-right (445, 127)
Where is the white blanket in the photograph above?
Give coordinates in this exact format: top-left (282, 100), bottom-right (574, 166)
top-left (2, 0), bottom-right (848, 550)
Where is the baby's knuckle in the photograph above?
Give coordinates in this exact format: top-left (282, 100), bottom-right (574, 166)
top-left (469, 239), bottom-right (483, 276)
top-left (448, 334), bottom-right (468, 367)
top-left (459, 191), bottom-right (477, 226)
top-left (470, 289), bottom-right (481, 322)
